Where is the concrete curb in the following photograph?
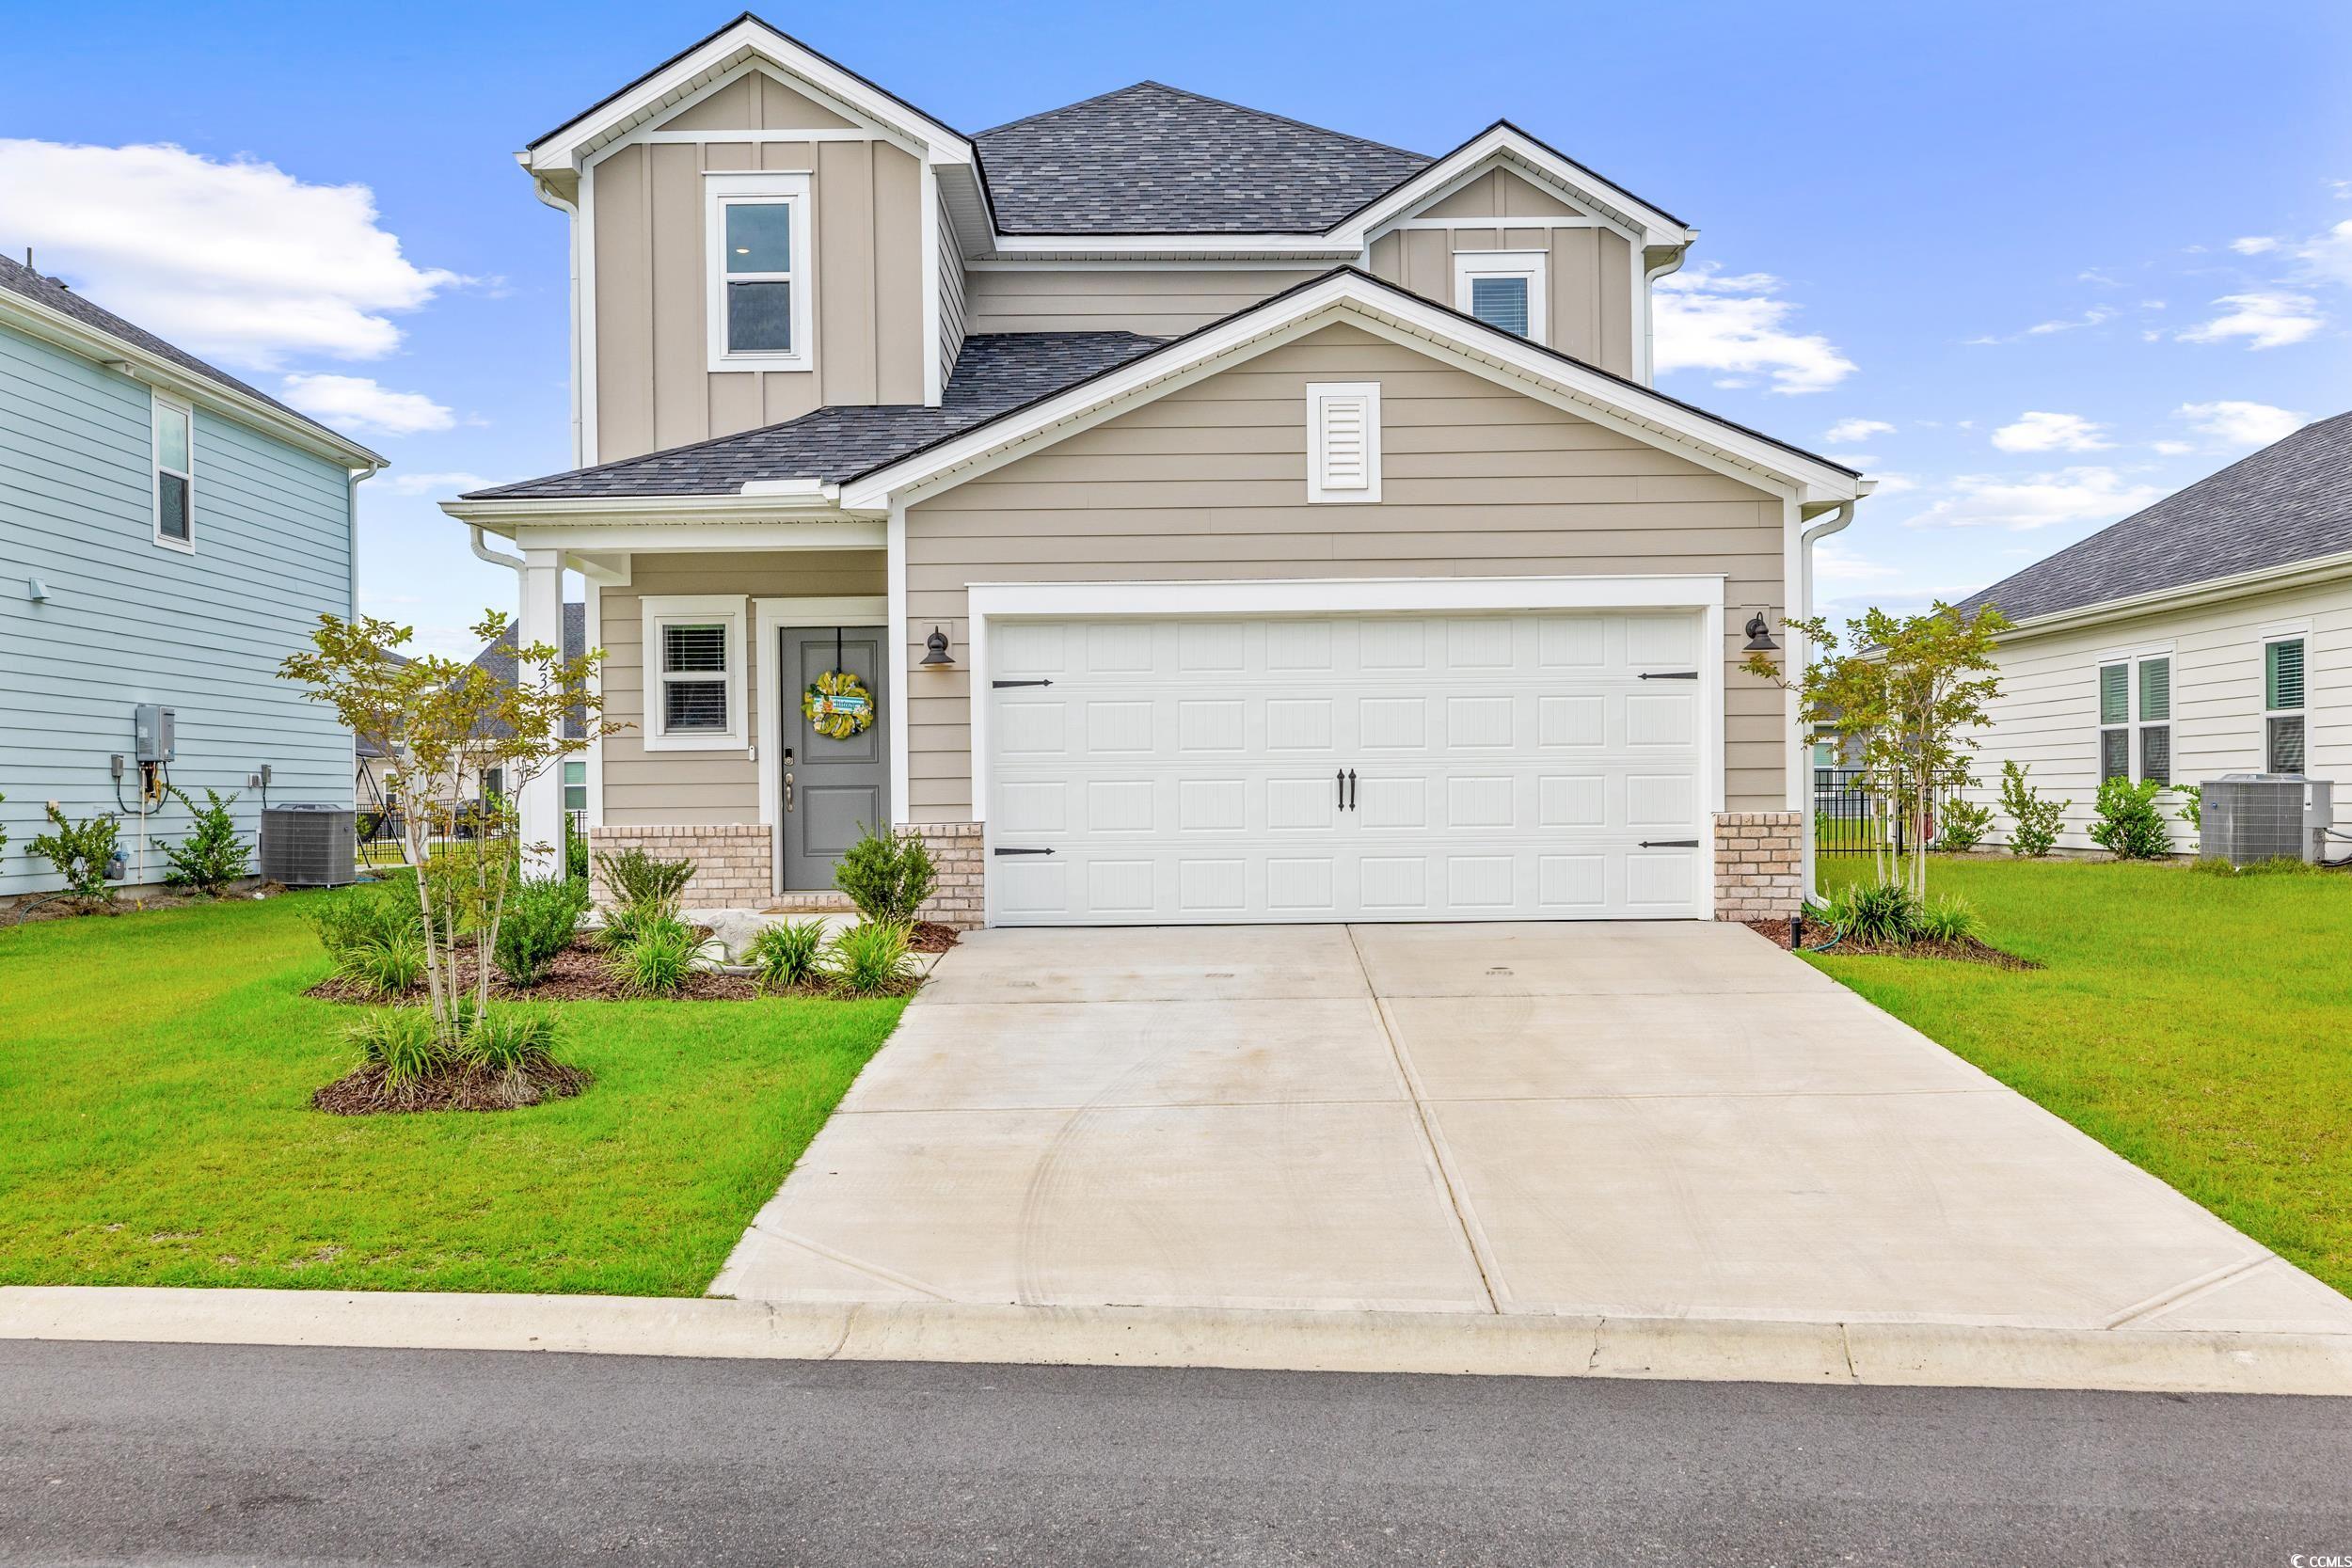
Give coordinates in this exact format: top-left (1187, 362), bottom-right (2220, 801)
top-left (5, 1286), bottom-right (2351, 1395)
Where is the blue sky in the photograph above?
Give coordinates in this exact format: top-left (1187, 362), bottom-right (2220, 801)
top-left (7, 0), bottom-right (2347, 655)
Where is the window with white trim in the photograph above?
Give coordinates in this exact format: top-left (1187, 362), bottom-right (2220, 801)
top-left (705, 174), bottom-right (812, 372)
top-left (641, 595), bottom-right (748, 751)
top-left (152, 391), bottom-right (193, 549)
top-left (2266, 637), bottom-right (2306, 773)
top-left (2096, 654), bottom-right (2172, 785)
top-left (1453, 250), bottom-right (1549, 341)
top-left (1306, 382), bottom-right (1381, 503)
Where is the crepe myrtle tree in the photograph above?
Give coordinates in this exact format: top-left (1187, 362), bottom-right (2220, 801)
top-left (1748, 601), bottom-right (2009, 902)
top-left (281, 612), bottom-right (620, 1045)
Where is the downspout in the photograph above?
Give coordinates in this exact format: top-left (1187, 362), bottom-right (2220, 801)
top-left (1642, 246), bottom-right (1690, 386)
top-left (1796, 500), bottom-right (1856, 904)
top-left (470, 525), bottom-right (526, 573)
top-left (529, 177), bottom-right (586, 468)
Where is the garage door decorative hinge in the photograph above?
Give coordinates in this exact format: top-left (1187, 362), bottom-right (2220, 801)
top-left (993, 846), bottom-right (1055, 856)
top-left (1638, 839), bottom-right (1701, 848)
top-left (992, 678), bottom-right (1054, 689)
top-left (1637, 671), bottom-right (1700, 680)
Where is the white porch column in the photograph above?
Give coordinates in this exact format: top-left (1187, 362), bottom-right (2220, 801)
top-left (516, 548), bottom-right (564, 878)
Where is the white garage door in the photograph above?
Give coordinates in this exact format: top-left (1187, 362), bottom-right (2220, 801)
top-left (983, 610), bottom-right (1710, 925)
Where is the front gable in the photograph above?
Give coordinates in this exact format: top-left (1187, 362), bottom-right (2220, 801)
top-left (650, 66), bottom-right (862, 135)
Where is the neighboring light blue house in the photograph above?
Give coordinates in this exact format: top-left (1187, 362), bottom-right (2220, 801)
top-left (0, 252), bottom-right (386, 897)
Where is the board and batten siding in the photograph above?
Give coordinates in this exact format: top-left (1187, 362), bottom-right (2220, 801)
top-left (961, 268), bottom-right (1308, 340)
top-left (592, 69), bottom-right (927, 462)
top-left (0, 320), bottom-right (355, 895)
top-left (938, 184), bottom-right (968, 392)
top-left (597, 550), bottom-right (886, 825)
top-left (1963, 579), bottom-right (2352, 850)
top-left (901, 321), bottom-right (1788, 822)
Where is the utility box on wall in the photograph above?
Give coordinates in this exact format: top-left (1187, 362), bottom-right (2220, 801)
top-left (134, 704), bottom-right (176, 764)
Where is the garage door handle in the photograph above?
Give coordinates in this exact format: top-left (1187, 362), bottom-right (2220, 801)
top-left (1347, 769), bottom-right (1357, 811)
top-left (1337, 769), bottom-right (1345, 810)
top-left (1639, 838), bottom-right (1700, 848)
top-left (1638, 671), bottom-right (1700, 680)
top-left (993, 846), bottom-right (1055, 856)
top-left (992, 678), bottom-right (1053, 689)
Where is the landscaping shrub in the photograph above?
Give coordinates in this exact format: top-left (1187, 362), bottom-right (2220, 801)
top-left (594, 847), bottom-right (694, 918)
top-left (1914, 895), bottom-right (1980, 945)
top-left (827, 918), bottom-right (916, 996)
top-left (495, 875), bottom-right (590, 985)
top-left (1935, 798), bottom-right (1994, 852)
top-left (328, 1000), bottom-right (585, 1114)
top-left (333, 929), bottom-right (428, 999)
top-left (834, 826), bottom-right (936, 926)
top-left (2176, 783), bottom-right (2204, 833)
top-left (747, 919), bottom-right (827, 993)
top-left (609, 918), bottom-right (702, 996)
top-left (2089, 777), bottom-right (2172, 860)
top-left (161, 786), bottom-right (251, 895)
top-left (28, 806), bottom-right (120, 901)
top-left (1997, 760), bottom-right (2069, 859)
top-left (313, 878), bottom-right (423, 958)
top-left (564, 816), bottom-right (590, 883)
top-left (346, 1006), bottom-right (448, 1095)
top-left (1819, 880), bottom-right (1923, 946)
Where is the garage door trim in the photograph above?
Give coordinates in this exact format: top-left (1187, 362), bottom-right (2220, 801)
top-left (967, 575), bottom-right (1727, 927)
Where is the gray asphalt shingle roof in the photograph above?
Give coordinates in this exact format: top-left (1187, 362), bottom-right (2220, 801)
top-left (466, 331), bottom-right (1165, 501)
top-left (1954, 412), bottom-right (2352, 625)
top-left (976, 82), bottom-right (1432, 235)
top-left (470, 603), bottom-right (590, 740)
top-left (0, 252), bottom-right (376, 458)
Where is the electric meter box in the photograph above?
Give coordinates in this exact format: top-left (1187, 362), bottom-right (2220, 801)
top-left (134, 704), bottom-right (177, 764)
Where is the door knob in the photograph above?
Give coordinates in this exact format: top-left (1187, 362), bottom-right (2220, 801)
top-left (784, 770), bottom-right (795, 812)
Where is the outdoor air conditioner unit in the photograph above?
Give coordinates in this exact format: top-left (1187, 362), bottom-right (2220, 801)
top-left (261, 802), bottom-right (358, 888)
top-left (2196, 774), bottom-right (2335, 866)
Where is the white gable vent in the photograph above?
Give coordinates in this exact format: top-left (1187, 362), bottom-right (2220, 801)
top-left (1307, 382), bottom-right (1381, 503)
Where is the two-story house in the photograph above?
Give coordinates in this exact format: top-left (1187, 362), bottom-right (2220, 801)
top-left (0, 252), bottom-right (383, 899)
top-left (445, 13), bottom-right (1871, 927)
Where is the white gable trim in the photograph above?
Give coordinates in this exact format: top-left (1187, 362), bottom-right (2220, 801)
top-left (1345, 125), bottom-right (1691, 248)
top-left (582, 57), bottom-right (926, 170)
top-left (527, 17), bottom-right (975, 174)
top-left (839, 271), bottom-right (1859, 511)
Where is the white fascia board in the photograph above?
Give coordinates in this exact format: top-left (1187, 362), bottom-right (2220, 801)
top-left (504, 519), bottom-right (886, 554)
top-left (984, 233), bottom-right (1366, 260)
top-left (0, 293), bottom-right (384, 470)
top-left (840, 273), bottom-right (1861, 509)
top-left (967, 574), bottom-right (1725, 620)
top-left (525, 18), bottom-right (974, 173)
top-left (1340, 126), bottom-right (1694, 248)
top-left (1992, 550), bottom-right (2352, 642)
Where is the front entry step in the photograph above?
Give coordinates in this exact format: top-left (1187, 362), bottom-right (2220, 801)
top-left (762, 891), bottom-right (857, 915)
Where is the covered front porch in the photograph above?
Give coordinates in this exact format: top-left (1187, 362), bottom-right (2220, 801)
top-left (453, 505), bottom-right (977, 923)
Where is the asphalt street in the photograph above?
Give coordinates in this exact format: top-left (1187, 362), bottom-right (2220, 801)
top-left (5, 1338), bottom-right (2349, 1565)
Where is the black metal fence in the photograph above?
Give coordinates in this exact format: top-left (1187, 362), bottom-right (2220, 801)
top-left (1812, 767), bottom-right (1965, 858)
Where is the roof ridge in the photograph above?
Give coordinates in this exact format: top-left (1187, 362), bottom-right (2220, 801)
top-left (977, 78), bottom-right (1430, 163)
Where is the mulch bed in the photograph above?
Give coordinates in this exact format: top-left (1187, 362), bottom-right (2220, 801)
top-left (312, 1060), bottom-right (594, 1117)
top-left (909, 921), bottom-right (961, 954)
top-left (1743, 919), bottom-right (2041, 970)
top-left (308, 938), bottom-right (762, 1004)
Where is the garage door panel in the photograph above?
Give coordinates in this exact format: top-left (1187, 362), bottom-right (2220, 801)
top-left (986, 610), bottom-right (1707, 924)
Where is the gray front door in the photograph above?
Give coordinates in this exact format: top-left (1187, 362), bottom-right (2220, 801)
top-left (781, 625), bottom-right (889, 891)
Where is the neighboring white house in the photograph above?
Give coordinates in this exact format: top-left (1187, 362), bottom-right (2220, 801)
top-left (1955, 411), bottom-right (2350, 853)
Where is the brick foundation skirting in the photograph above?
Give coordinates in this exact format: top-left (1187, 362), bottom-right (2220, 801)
top-left (587, 824), bottom-right (772, 909)
top-left (1712, 812), bottom-right (1802, 923)
top-left (909, 821), bottom-right (984, 930)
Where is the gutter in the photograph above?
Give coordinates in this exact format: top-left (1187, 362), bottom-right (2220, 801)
top-left (470, 526), bottom-right (526, 573)
top-left (1799, 500), bottom-right (1856, 623)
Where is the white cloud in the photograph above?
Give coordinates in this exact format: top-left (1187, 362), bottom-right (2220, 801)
top-left (383, 470), bottom-right (494, 497)
top-left (1991, 411), bottom-right (2113, 452)
top-left (1906, 467), bottom-right (2163, 531)
top-left (1652, 264), bottom-right (1855, 394)
top-left (2294, 218), bottom-right (2352, 288)
top-left (2026, 306), bottom-right (2118, 336)
top-left (2150, 439), bottom-right (2194, 455)
top-left (2077, 268), bottom-right (2119, 286)
top-left (2177, 292), bottom-right (2325, 349)
top-left (280, 373), bottom-right (453, 436)
top-left (0, 138), bottom-right (461, 371)
top-left (1825, 418), bottom-right (1895, 444)
top-left (2229, 235), bottom-right (2280, 256)
top-left (1865, 472), bottom-right (1919, 495)
top-left (2176, 400), bottom-right (2306, 449)
top-left (1812, 540), bottom-right (1905, 586)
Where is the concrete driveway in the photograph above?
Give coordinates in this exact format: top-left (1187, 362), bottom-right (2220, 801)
top-left (714, 924), bottom-right (2352, 1335)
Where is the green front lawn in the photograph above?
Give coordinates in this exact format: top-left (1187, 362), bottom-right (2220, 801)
top-left (0, 891), bottom-right (904, 1295)
top-left (1811, 856), bottom-right (2352, 1294)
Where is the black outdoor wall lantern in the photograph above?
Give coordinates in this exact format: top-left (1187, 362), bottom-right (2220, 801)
top-left (1743, 612), bottom-right (1780, 653)
top-left (921, 626), bottom-right (955, 666)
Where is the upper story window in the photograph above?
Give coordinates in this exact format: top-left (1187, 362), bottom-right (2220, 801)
top-left (151, 391), bottom-right (193, 550)
top-left (1454, 251), bottom-right (1548, 341)
top-left (2097, 653), bottom-right (2171, 785)
top-left (642, 595), bottom-right (747, 751)
top-left (2266, 637), bottom-right (2306, 772)
top-left (705, 173), bottom-right (812, 372)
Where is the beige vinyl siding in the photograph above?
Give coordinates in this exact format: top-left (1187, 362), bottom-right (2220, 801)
top-left (903, 322), bottom-right (1787, 821)
top-left (961, 268), bottom-right (1307, 337)
top-left (1367, 173), bottom-right (1635, 375)
top-left (591, 103), bottom-right (927, 461)
top-left (597, 550), bottom-right (886, 825)
top-left (938, 185), bottom-right (967, 388)
top-left (1963, 579), bottom-right (2352, 850)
